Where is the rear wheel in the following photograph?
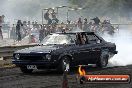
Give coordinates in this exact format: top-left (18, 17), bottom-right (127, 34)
top-left (96, 53), bottom-right (108, 68)
top-left (20, 66), bottom-right (33, 74)
top-left (58, 56), bottom-right (70, 73)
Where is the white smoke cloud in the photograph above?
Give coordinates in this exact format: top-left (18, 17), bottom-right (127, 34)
top-left (102, 26), bottom-right (132, 66)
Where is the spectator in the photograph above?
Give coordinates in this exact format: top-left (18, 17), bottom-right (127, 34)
top-left (30, 35), bottom-right (36, 43)
top-left (87, 22), bottom-right (93, 32)
top-left (77, 18), bottom-right (83, 30)
top-left (47, 19), bottom-right (52, 25)
top-left (0, 15), bottom-right (4, 39)
top-left (27, 21), bottom-right (31, 27)
top-left (27, 21), bottom-right (31, 34)
top-left (22, 21), bottom-right (28, 38)
top-left (39, 25), bottom-right (45, 42)
top-left (32, 22), bottom-right (35, 28)
top-left (16, 20), bottom-right (23, 41)
top-left (51, 9), bottom-right (57, 19)
top-left (51, 9), bottom-right (59, 25)
top-left (83, 18), bottom-right (89, 31)
top-left (44, 9), bottom-right (52, 25)
top-left (10, 24), bottom-right (16, 39)
top-left (91, 17), bottom-right (101, 33)
top-left (34, 21), bottom-right (39, 29)
top-left (44, 10), bottom-right (50, 20)
top-left (91, 17), bottom-right (100, 25)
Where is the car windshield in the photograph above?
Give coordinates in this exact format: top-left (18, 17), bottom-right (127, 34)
top-left (41, 34), bottom-right (76, 45)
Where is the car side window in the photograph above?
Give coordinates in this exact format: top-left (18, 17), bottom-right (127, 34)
top-left (76, 33), bottom-right (88, 45)
top-left (86, 34), bottom-right (101, 44)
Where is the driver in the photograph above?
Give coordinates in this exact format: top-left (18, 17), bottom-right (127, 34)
top-left (77, 33), bottom-right (87, 45)
top-left (81, 34), bottom-right (87, 44)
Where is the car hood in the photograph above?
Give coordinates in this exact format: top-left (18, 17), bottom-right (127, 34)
top-left (15, 45), bottom-right (63, 54)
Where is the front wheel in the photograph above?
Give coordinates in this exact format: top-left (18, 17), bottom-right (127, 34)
top-left (58, 56), bottom-right (70, 73)
top-left (20, 66), bottom-right (33, 74)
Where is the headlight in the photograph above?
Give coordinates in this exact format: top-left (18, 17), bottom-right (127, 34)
top-left (46, 54), bottom-right (51, 60)
top-left (14, 54), bottom-right (20, 60)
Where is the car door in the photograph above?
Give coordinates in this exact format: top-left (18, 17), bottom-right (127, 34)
top-left (70, 44), bottom-right (87, 65)
top-left (70, 33), bottom-right (89, 65)
top-left (73, 33), bottom-right (93, 65)
top-left (85, 34), bottom-right (101, 64)
top-left (78, 44), bottom-right (92, 64)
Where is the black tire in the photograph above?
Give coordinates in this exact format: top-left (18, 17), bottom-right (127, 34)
top-left (96, 53), bottom-right (108, 68)
top-left (20, 66), bottom-right (33, 74)
top-left (58, 56), bottom-right (70, 73)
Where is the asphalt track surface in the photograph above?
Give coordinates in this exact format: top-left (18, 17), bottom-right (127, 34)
top-left (0, 65), bottom-right (132, 88)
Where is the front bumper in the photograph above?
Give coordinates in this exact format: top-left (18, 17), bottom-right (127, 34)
top-left (12, 60), bottom-right (59, 69)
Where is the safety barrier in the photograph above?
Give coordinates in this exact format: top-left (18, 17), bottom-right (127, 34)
top-left (0, 44), bottom-right (38, 59)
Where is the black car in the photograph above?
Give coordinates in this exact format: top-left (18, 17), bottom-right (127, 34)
top-left (12, 32), bottom-right (117, 73)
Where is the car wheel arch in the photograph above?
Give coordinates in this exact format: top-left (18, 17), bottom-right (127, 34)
top-left (58, 53), bottom-right (73, 61)
top-left (57, 55), bottom-right (72, 73)
top-left (101, 49), bottom-right (110, 60)
top-left (96, 49), bottom-right (109, 68)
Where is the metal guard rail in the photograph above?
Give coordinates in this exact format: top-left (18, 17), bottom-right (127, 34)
top-left (0, 44), bottom-right (38, 58)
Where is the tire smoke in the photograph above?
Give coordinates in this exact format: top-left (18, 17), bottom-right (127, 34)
top-left (102, 26), bottom-right (132, 67)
